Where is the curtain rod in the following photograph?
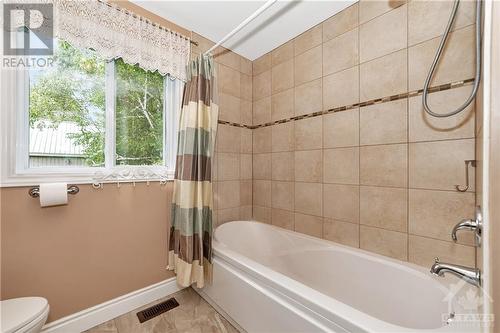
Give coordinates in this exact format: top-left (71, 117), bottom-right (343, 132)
top-left (204, 0), bottom-right (278, 55)
top-left (97, 0), bottom-right (198, 46)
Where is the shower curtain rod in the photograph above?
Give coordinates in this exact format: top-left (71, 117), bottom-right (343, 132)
top-left (204, 0), bottom-right (278, 56)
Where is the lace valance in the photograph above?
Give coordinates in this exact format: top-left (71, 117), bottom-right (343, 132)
top-left (53, 0), bottom-right (190, 81)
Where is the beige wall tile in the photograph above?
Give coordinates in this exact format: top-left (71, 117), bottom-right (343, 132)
top-left (295, 150), bottom-right (323, 182)
top-left (323, 109), bottom-right (360, 148)
top-left (219, 181), bottom-right (241, 209)
top-left (217, 124), bottom-right (240, 153)
top-left (240, 206), bottom-right (253, 220)
top-left (240, 100), bottom-right (253, 126)
top-left (295, 117), bottom-right (323, 150)
top-left (408, 26), bottom-right (475, 91)
top-left (359, 4), bottom-right (407, 63)
top-left (253, 205), bottom-right (271, 223)
top-left (253, 70), bottom-right (271, 101)
top-left (272, 181), bottom-right (294, 211)
top-left (360, 49), bottom-right (407, 101)
top-left (219, 64), bottom-right (241, 98)
top-left (360, 186), bottom-right (407, 232)
top-left (219, 93), bottom-right (240, 124)
top-left (241, 74), bottom-right (252, 101)
top-left (272, 58), bottom-right (294, 94)
top-left (408, 0), bottom-right (476, 46)
top-left (409, 189), bottom-right (475, 245)
top-left (241, 128), bottom-right (252, 153)
top-left (360, 99), bottom-right (408, 145)
top-left (294, 213), bottom-right (323, 238)
top-left (360, 225), bottom-right (408, 260)
top-left (294, 24), bottom-right (323, 56)
top-left (272, 122), bottom-right (294, 152)
top-left (218, 207), bottom-right (241, 225)
top-left (240, 57), bottom-right (253, 76)
top-left (253, 180), bottom-right (271, 207)
top-left (408, 86), bottom-right (475, 142)
top-left (253, 127), bottom-right (272, 153)
top-left (218, 153), bottom-right (240, 181)
top-left (240, 180), bottom-right (253, 206)
top-left (272, 88), bottom-right (295, 121)
top-left (272, 40), bottom-right (294, 66)
top-left (253, 97), bottom-right (271, 125)
top-left (409, 139), bottom-right (475, 192)
top-left (294, 79), bottom-right (323, 116)
top-left (323, 219), bottom-right (360, 247)
top-left (295, 182), bottom-right (323, 216)
top-left (253, 53), bottom-right (271, 76)
top-left (253, 153), bottom-right (272, 180)
top-left (241, 154), bottom-right (253, 180)
top-left (323, 3), bottom-right (359, 42)
top-left (323, 66), bottom-right (360, 109)
top-left (323, 147), bottom-right (360, 185)
top-left (294, 45), bottom-right (323, 86)
top-left (409, 235), bottom-right (475, 268)
top-left (360, 144), bottom-right (408, 187)
top-left (272, 209), bottom-right (294, 230)
top-left (272, 152), bottom-right (294, 181)
top-left (323, 184), bottom-right (360, 223)
top-left (359, 0), bottom-right (406, 24)
top-left (216, 48), bottom-right (240, 71)
top-left (323, 28), bottom-right (359, 76)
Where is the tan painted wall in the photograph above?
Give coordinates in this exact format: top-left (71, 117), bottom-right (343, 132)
top-left (0, 183), bottom-right (174, 322)
top-left (110, 0), bottom-right (191, 38)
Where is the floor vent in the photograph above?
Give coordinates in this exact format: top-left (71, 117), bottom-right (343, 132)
top-left (136, 298), bottom-right (179, 323)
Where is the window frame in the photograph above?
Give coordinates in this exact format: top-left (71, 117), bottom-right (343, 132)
top-left (1, 43), bottom-right (181, 187)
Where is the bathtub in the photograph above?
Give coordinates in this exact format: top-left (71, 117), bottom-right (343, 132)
top-left (197, 221), bottom-right (482, 333)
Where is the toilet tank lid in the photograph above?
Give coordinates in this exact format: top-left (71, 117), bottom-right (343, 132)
top-left (1, 297), bottom-right (49, 333)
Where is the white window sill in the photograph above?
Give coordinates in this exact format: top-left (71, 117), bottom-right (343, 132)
top-left (1, 167), bottom-right (174, 188)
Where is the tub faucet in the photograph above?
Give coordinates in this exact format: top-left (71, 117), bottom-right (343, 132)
top-left (430, 258), bottom-right (481, 287)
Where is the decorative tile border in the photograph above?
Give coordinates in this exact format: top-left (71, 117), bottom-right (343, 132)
top-left (217, 78), bottom-right (475, 129)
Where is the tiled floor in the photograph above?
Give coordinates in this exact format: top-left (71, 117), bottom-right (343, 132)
top-left (84, 288), bottom-right (239, 333)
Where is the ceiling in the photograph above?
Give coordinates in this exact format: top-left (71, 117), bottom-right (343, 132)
top-left (132, 1), bottom-right (356, 60)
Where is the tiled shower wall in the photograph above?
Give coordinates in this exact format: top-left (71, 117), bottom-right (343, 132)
top-left (191, 33), bottom-right (254, 226)
top-left (251, 0), bottom-right (478, 268)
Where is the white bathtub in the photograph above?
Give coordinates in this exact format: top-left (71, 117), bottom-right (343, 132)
top-left (197, 221), bottom-right (481, 333)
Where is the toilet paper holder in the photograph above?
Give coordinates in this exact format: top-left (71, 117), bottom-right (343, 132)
top-left (28, 185), bottom-right (80, 198)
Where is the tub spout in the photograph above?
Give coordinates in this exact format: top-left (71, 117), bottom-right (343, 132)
top-left (430, 258), bottom-right (481, 287)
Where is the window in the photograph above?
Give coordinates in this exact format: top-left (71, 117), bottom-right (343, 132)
top-left (10, 39), bottom-right (182, 182)
top-left (28, 41), bottom-right (106, 168)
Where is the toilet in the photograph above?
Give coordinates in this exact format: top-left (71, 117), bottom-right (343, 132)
top-left (1, 297), bottom-right (49, 333)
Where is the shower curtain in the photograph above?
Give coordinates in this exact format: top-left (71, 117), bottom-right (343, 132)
top-left (168, 55), bottom-right (218, 288)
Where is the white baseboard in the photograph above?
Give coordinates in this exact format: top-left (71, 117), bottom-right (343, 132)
top-left (41, 277), bottom-right (183, 333)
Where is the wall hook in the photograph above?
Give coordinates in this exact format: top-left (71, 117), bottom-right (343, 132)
top-left (455, 160), bottom-right (476, 192)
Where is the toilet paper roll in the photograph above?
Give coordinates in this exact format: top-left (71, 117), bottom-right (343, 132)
top-left (39, 183), bottom-right (68, 207)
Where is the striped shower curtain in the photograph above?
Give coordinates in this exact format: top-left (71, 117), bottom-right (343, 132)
top-left (168, 55), bottom-right (218, 288)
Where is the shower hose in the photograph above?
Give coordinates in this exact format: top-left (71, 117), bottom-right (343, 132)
top-left (422, 0), bottom-right (482, 118)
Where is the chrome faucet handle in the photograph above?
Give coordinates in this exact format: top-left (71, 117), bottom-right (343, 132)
top-left (451, 206), bottom-right (483, 246)
top-left (451, 219), bottom-right (478, 241)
